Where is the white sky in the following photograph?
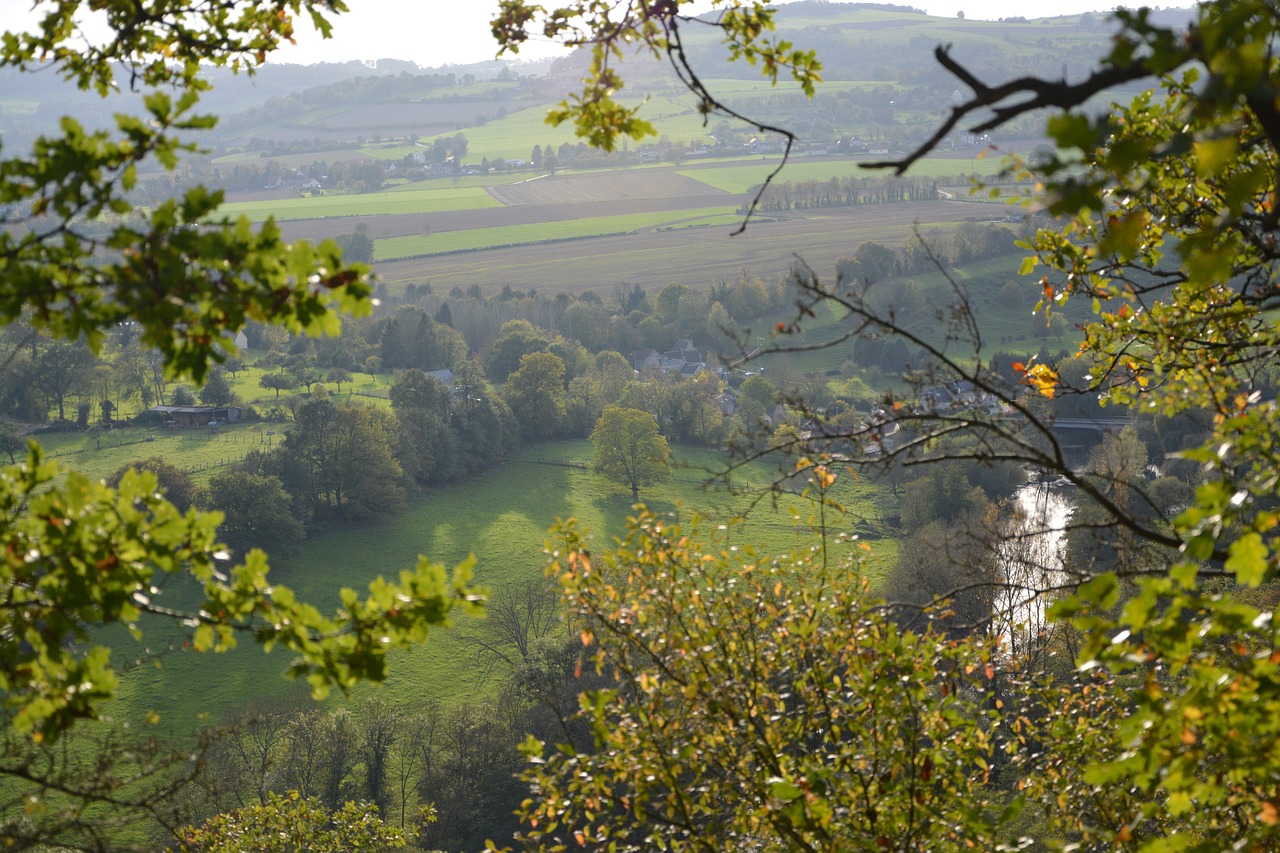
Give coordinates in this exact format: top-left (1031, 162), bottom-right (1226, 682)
top-left (0, 0), bottom-right (1130, 67)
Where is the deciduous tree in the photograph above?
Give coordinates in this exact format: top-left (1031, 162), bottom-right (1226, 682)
top-left (503, 351), bottom-right (567, 442)
top-left (258, 371), bottom-right (297, 400)
top-left (590, 406), bottom-right (671, 501)
top-left (519, 509), bottom-right (1013, 852)
top-left (280, 398), bottom-right (406, 521)
top-left (204, 470), bottom-right (305, 560)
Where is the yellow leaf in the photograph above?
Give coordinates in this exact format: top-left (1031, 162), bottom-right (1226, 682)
top-left (1026, 364), bottom-right (1058, 399)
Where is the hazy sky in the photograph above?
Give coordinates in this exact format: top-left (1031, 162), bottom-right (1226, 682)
top-left (0, 0), bottom-right (1129, 67)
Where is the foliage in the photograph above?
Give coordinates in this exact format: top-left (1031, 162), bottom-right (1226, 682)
top-left (493, 1), bottom-right (821, 152)
top-left (485, 319), bottom-right (551, 383)
top-left (199, 368), bottom-right (237, 407)
top-left (590, 406), bottom-right (671, 501)
top-left (204, 470), bottom-right (305, 560)
top-left (0, 0), bottom-right (483, 843)
top-left (518, 508), bottom-right (1013, 852)
top-left (27, 337), bottom-right (96, 422)
top-left (107, 455), bottom-right (200, 514)
top-left (501, 1), bottom-right (1280, 849)
top-left (279, 398), bottom-right (406, 521)
top-left (503, 351), bottom-right (567, 442)
top-left (178, 791), bottom-right (408, 852)
top-left (258, 371), bottom-right (298, 400)
top-left (0, 448), bottom-right (479, 745)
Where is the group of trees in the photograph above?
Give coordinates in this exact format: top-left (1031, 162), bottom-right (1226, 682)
top-left (182, 574), bottom-right (591, 851)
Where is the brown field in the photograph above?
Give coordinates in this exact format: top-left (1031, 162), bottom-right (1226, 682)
top-left (372, 200), bottom-right (995, 294)
top-left (488, 170), bottom-right (729, 205)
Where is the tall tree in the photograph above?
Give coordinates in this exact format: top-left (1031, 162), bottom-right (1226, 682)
top-left (281, 399), bottom-right (406, 521)
top-left (590, 406), bottom-right (671, 501)
top-left (30, 337), bottom-right (96, 421)
top-left (502, 351), bottom-right (567, 442)
top-left (204, 470), bottom-right (305, 560)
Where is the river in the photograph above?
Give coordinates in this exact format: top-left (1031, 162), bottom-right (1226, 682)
top-left (993, 480), bottom-right (1074, 655)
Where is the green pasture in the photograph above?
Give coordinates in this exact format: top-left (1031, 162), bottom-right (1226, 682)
top-left (357, 142), bottom-right (420, 159)
top-left (217, 185), bottom-right (501, 222)
top-left (374, 205), bottom-right (736, 259)
top-left (32, 424), bottom-right (267, 486)
top-left (105, 438), bottom-right (891, 735)
top-left (419, 98), bottom-right (721, 163)
top-left (211, 146), bottom-right (380, 168)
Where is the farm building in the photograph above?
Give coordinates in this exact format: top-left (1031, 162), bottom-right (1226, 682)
top-left (138, 405), bottom-right (241, 428)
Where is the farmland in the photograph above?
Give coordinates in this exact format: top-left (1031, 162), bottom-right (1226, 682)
top-left (217, 184), bottom-right (502, 222)
top-left (237, 153), bottom-right (1016, 293)
top-left (369, 196), bottom-right (1004, 292)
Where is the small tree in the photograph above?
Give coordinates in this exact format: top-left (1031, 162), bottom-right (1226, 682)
top-left (199, 368), bottom-right (236, 406)
top-left (178, 791), bottom-right (407, 852)
top-left (590, 406), bottom-right (671, 501)
top-left (223, 357), bottom-right (247, 379)
top-left (519, 509), bottom-right (1011, 851)
top-left (0, 426), bottom-right (25, 464)
top-left (259, 372), bottom-right (297, 400)
top-left (295, 366), bottom-right (321, 395)
top-left (109, 457), bottom-right (199, 513)
top-left (326, 367), bottom-right (352, 393)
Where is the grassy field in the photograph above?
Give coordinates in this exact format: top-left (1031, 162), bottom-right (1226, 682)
top-left (104, 438), bottom-right (892, 735)
top-left (33, 424), bottom-right (268, 485)
top-left (678, 156), bottom-right (1013, 194)
top-left (416, 97), bottom-right (721, 163)
top-left (217, 185), bottom-right (502, 222)
top-left (374, 205), bottom-right (738, 259)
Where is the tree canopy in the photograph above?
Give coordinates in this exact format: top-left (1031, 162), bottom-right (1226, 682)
top-left (590, 406), bottom-right (671, 501)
